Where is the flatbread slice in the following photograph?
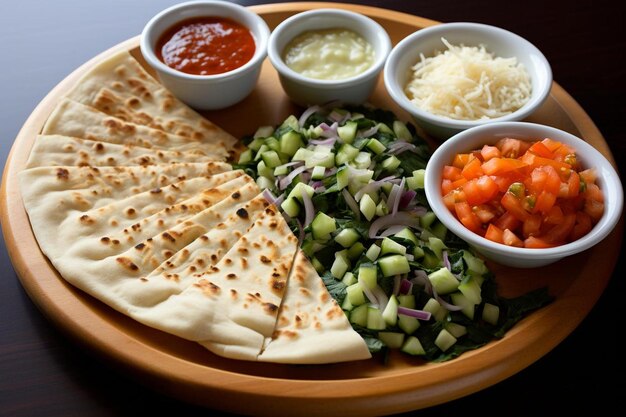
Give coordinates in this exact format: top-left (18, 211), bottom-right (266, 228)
top-left (65, 50), bottom-right (237, 154)
top-left (258, 250), bottom-right (371, 364)
top-left (42, 99), bottom-right (229, 158)
top-left (25, 134), bottom-right (215, 168)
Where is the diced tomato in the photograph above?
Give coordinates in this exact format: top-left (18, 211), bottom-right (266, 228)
top-left (444, 137), bottom-right (604, 248)
top-left (485, 223), bottom-right (504, 243)
top-left (480, 145), bottom-right (501, 161)
top-left (454, 202), bottom-right (482, 234)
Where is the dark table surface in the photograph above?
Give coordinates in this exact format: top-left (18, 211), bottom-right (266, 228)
top-left (1, 1), bottom-right (624, 416)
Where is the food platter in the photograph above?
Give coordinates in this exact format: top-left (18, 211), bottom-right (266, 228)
top-left (0, 2), bottom-right (622, 416)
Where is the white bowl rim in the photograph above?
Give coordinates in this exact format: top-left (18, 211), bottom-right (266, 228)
top-left (424, 121), bottom-right (624, 261)
top-left (140, 0), bottom-right (270, 82)
top-left (267, 8), bottom-right (392, 88)
top-left (384, 22), bottom-right (553, 129)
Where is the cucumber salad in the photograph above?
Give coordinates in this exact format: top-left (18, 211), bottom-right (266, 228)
top-left (235, 104), bottom-right (551, 362)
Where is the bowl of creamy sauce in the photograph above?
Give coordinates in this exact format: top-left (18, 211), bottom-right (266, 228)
top-left (268, 9), bottom-right (391, 106)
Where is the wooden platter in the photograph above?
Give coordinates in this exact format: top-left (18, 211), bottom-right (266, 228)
top-left (0, 3), bottom-right (623, 416)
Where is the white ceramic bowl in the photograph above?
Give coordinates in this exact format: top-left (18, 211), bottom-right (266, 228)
top-left (424, 122), bottom-right (623, 268)
top-left (267, 8), bottom-right (391, 107)
top-left (140, 0), bottom-right (270, 110)
top-left (384, 22), bottom-right (553, 140)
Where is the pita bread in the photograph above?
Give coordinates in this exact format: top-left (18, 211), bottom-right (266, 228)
top-left (258, 251), bottom-right (371, 364)
top-left (25, 134), bottom-right (214, 168)
top-left (42, 98), bottom-right (229, 158)
top-left (65, 50), bottom-right (237, 155)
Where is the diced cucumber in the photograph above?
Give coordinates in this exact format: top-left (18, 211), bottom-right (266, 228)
top-left (336, 166), bottom-right (350, 190)
top-left (330, 253), bottom-right (350, 279)
top-left (412, 169), bottom-right (426, 188)
top-left (394, 228), bottom-right (419, 246)
top-left (435, 329), bottom-right (457, 352)
top-left (273, 164), bottom-right (289, 176)
top-left (393, 120), bottom-right (412, 141)
top-left (280, 197), bottom-right (300, 218)
top-left (420, 211), bottom-right (437, 228)
top-left (347, 242), bottom-right (365, 260)
top-left (431, 222), bottom-right (448, 241)
top-left (247, 136), bottom-right (265, 151)
top-left (253, 125), bottom-right (275, 139)
top-left (352, 152), bottom-right (371, 169)
top-left (381, 155), bottom-right (401, 172)
top-left (398, 314), bottom-right (420, 334)
top-left (254, 144), bottom-right (269, 160)
top-left (280, 114), bottom-right (299, 131)
top-left (336, 143), bottom-right (359, 165)
top-left (378, 255), bottom-right (410, 277)
top-left (346, 283), bottom-right (366, 306)
top-left (458, 276), bottom-right (482, 305)
top-left (311, 165), bottom-right (326, 180)
top-left (257, 160), bottom-right (275, 180)
top-left (366, 138), bottom-right (386, 155)
top-left (367, 306), bottom-right (386, 330)
top-left (305, 152), bottom-right (335, 168)
top-left (401, 336), bottom-right (426, 355)
top-left (482, 303), bottom-right (500, 325)
top-left (264, 136), bottom-right (281, 152)
top-left (342, 271), bottom-right (357, 286)
top-left (450, 292), bottom-right (475, 320)
top-left (334, 228), bottom-right (360, 248)
top-left (279, 130), bottom-right (304, 156)
top-left (311, 256), bottom-right (325, 274)
top-left (412, 245), bottom-right (425, 259)
top-left (238, 148), bottom-right (253, 164)
top-left (287, 182), bottom-right (314, 202)
top-left (376, 122), bottom-right (393, 134)
top-left (311, 212), bottom-right (336, 239)
top-left (380, 238), bottom-right (407, 256)
top-left (462, 250), bottom-right (489, 275)
top-left (349, 303), bottom-right (368, 326)
top-left (358, 264), bottom-right (378, 289)
top-left (428, 268), bottom-right (459, 295)
top-left (359, 194), bottom-right (376, 221)
top-left (421, 249), bottom-right (441, 268)
top-left (365, 244), bottom-right (381, 261)
top-left (255, 176), bottom-right (274, 190)
top-left (378, 332), bottom-right (405, 349)
top-left (406, 175), bottom-right (421, 190)
top-left (428, 237), bottom-right (446, 260)
top-left (337, 121), bottom-right (358, 143)
top-left (292, 148), bottom-right (313, 162)
top-left (301, 240), bottom-right (323, 257)
top-left (341, 295), bottom-right (354, 311)
top-left (375, 200), bottom-right (389, 217)
top-left (398, 294), bottom-right (416, 309)
top-left (423, 298), bottom-right (447, 322)
top-left (382, 295), bottom-right (399, 326)
top-left (445, 322), bottom-right (467, 338)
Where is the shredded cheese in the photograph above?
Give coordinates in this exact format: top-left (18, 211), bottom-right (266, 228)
top-left (404, 38), bottom-right (532, 120)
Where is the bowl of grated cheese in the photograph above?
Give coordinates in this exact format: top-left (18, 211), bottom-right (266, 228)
top-left (384, 22), bottom-right (552, 140)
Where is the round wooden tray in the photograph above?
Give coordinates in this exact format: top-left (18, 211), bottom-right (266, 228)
top-left (1, 3), bottom-right (622, 416)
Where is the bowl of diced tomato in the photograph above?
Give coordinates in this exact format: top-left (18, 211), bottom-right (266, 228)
top-left (424, 121), bottom-right (623, 268)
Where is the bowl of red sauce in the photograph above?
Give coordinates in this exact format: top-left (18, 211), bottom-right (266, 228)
top-left (424, 122), bottom-right (623, 268)
top-left (140, 0), bottom-right (270, 110)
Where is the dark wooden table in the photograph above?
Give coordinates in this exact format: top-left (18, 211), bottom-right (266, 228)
top-left (1, 1), bottom-right (624, 416)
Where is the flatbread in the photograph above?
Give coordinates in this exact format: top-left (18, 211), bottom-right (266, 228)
top-left (65, 50), bottom-right (237, 155)
top-left (258, 250), bottom-right (371, 364)
top-left (42, 98), bottom-right (229, 158)
top-left (25, 134), bottom-right (215, 168)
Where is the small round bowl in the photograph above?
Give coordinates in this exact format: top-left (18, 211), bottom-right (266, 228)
top-left (140, 0), bottom-right (270, 110)
top-left (384, 22), bottom-right (553, 140)
top-left (267, 8), bottom-right (391, 107)
top-left (424, 122), bottom-right (623, 268)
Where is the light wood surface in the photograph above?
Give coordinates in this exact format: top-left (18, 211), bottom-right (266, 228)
top-left (1, 3), bottom-right (623, 416)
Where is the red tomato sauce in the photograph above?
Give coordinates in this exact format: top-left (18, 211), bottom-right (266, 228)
top-left (441, 138), bottom-right (605, 248)
top-left (156, 16), bottom-right (255, 76)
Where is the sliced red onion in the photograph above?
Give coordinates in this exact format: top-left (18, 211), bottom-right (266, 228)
top-left (279, 165), bottom-right (308, 190)
top-left (388, 141), bottom-right (418, 155)
top-left (406, 253), bottom-right (415, 262)
top-left (298, 105), bottom-right (320, 127)
top-left (319, 122), bottom-right (339, 137)
top-left (436, 294), bottom-right (463, 312)
top-left (399, 279), bottom-right (413, 295)
top-left (309, 137), bottom-right (337, 146)
top-left (325, 167), bottom-right (337, 176)
top-left (386, 183), bottom-right (401, 213)
top-left (353, 175), bottom-right (397, 202)
top-left (310, 180), bottom-right (323, 189)
top-left (296, 218), bottom-right (305, 245)
top-left (342, 189), bottom-right (361, 220)
top-left (368, 211), bottom-right (420, 239)
top-left (358, 277), bottom-right (379, 308)
top-left (399, 190), bottom-right (417, 209)
top-left (408, 205), bottom-right (429, 216)
top-left (276, 160), bottom-right (304, 170)
top-left (371, 286), bottom-right (389, 312)
top-left (398, 306), bottom-right (432, 320)
top-left (301, 189), bottom-right (315, 228)
top-left (314, 186), bottom-right (326, 194)
top-left (359, 125), bottom-right (379, 138)
top-left (377, 224), bottom-right (410, 238)
top-left (391, 177), bottom-right (406, 216)
top-left (329, 109), bottom-right (351, 124)
top-left (443, 250), bottom-right (451, 270)
top-left (262, 188), bottom-right (285, 207)
top-left (412, 269), bottom-right (432, 295)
